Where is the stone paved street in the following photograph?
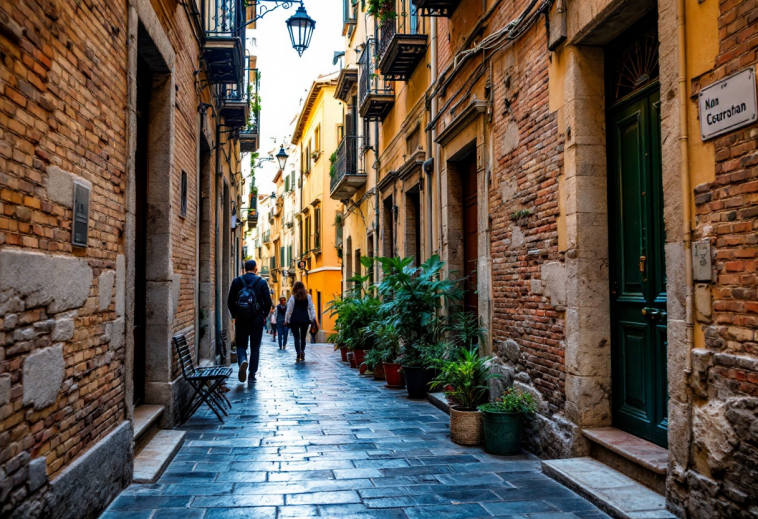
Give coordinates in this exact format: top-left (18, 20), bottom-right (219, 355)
top-left (101, 338), bottom-right (609, 519)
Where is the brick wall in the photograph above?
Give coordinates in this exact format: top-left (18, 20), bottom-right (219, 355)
top-left (683, 0), bottom-right (758, 515)
top-left (0, 0), bottom-right (129, 514)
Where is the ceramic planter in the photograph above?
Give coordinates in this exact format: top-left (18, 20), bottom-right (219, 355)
top-left (353, 349), bottom-right (366, 366)
top-left (449, 406), bottom-right (483, 446)
top-left (383, 362), bottom-right (405, 388)
top-left (347, 352), bottom-right (356, 368)
top-left (403, 366), bottom-right (435, 399)
top-left (373, 362), bottom-right (386, 380)
top-left (482, 410), bottom-right (524, 455)
top-left (340, 347), bottom-right (348, 362)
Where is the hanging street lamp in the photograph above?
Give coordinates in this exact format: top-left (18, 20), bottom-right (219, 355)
top-left (286, 3), bottom-right (316, 57)
top-left (275, 146), bottom-right (289, 170)
top-left (243, 1), bottom-right (315, 56)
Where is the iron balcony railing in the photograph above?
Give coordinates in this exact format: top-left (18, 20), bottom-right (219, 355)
top-left (203, 0), bottom-right (245, 39)
top-left (359, 39), bottom-right (393, 107)
top-left (242, 66), bottom-right (260, 136)
top-left (330, 136), bottom-right (359, 194)
top-left (378, 1), bottom-right (421, 59)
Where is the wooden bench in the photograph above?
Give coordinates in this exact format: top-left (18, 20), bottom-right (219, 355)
top-left (172, 334), bottom-right (233, 423)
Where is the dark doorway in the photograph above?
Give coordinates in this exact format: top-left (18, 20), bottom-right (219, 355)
top-left (383, 196), bottom-right (394, 258)
top-left (461, 158), bottom-right (478, 315)
top-left (606, 15), bottom-right (668, 448)
top-left (133, 53), bottom-right (153, 406)
top-left (406, 189), bottom-right (422, 266)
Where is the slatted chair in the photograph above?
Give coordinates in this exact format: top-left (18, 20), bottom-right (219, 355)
top-left (173, 334), bottom-right (233, 424)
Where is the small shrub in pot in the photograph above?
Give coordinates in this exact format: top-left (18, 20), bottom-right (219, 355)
top-left (479, 388), bottom-right (537, 455)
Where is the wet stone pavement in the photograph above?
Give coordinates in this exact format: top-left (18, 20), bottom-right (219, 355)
top-left (102, 337), bottom-right (609, 519)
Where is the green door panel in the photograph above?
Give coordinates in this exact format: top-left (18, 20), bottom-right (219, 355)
top-left (609, 86), bottom-right (668, 448)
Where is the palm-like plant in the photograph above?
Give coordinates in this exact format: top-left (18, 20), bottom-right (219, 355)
top-left (375, 255), bottom-right (463, 366)
top-left (431, 347), bottom-right (500, 410)
top-left (326, 293), bottom-right (381, 352)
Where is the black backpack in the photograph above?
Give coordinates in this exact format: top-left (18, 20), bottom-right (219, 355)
top-left (236, 276), bottom-right (262, 319)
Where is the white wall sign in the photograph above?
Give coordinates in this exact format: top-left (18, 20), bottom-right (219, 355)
top-left (699, 67), bottom-right (757, 141)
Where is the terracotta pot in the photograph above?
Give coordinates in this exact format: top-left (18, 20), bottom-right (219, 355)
top-left (373, 362), bottom-right (386, 381)
top-left (383, 362), bottom-right (405, 388)
top-left (340, 347), bottom-right (348, 362)
top-left (347, 352), bottom-right (356, 368)
top-left (353, 350), bottom-right (366, 365)
top-left (449, 406), bottom-right (483, 446)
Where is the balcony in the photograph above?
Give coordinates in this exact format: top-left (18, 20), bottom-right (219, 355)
top-left (411, 0), bottom-right (461, 17)
top-left (203, 0), bottom-right (246, 84)
top-left (358, 40), bottom-right (394, 121)
top-left (262, 230), bottom-right (271, 244)
top-left (335, 67), bottom-right (358, 102)
top-left (260, 266), bottom-right (270, 278)
top-left (378, 6), bottom-right (427, 81)
top-left (330, 136), bottom-right (367, 200)
top-left (240, 65), bottom-right (260, 152)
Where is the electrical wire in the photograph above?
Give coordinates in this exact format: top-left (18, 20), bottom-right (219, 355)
top-left (426, 0), bottom-right (552, 130)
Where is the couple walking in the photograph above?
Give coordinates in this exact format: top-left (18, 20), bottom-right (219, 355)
top-left (271, 284), bottom-right (318, 361)
top-left (228, 260), bottom-right (318, 383)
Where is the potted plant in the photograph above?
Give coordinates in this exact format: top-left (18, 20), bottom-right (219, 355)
top-left (367, 0), bottom-right (397, 23)
top-left (370, 321), bottom-right (404, 388)
top-left (432, 347), bottom-right (500, 446)
top-left (376, 255), bottom-right (462, 399)
top-left (364, 347), bottom-right (385, 380)
top-left (479, 388), bottom-right (537, 455)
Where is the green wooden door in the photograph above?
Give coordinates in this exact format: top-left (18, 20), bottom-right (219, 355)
top-left (608, 86), bottom-right (668, 448)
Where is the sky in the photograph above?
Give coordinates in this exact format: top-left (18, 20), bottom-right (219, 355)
top-left (245, 0), bottom-right (344, 195)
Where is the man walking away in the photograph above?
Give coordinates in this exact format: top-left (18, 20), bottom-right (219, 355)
top-left (228, 260), bottom-right (272, 383)
top-left (274, 297), bottom-right (288, 350)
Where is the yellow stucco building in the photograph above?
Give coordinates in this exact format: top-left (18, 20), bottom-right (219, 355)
top-left (292, 73), bottom-right (345, 341)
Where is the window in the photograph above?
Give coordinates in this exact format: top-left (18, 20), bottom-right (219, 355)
top-left (180, 170), bottom-right (188, 217)
top-left (406, 127), bottom-right (420, 156)
top-left (285, 175), bottom-right (290, 192)
top-left (314, 207), bottom-right (321, 249)
top-left (314, 125), bottom-right (321, 156)
top-left (305, 215), bottom-right (311, 251)
top-left (355, 249), bottom-right (361, 279)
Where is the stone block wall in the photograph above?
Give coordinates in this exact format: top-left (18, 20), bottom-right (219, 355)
top-left (676, 0), bottom-right (758, 515)
top-left (0, 0), bottom-right (130, 516)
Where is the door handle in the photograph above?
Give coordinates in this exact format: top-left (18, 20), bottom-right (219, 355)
top-left (639, 255), bottom-right (647, 272)
top-left (641, 307), bottom-right (662, 320)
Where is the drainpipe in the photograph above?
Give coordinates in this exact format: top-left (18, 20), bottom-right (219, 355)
top-left (677, 0), bottom-right (695, 477)
top-left (374, 119), bottom-right (380, 272)
top-left (426, 16), bottom-right (438, 260)
top-left (214, 119), bottom-right (222, 362)
top-left (431, 17), bottom-right (440, 256)
top-left (678, 0), bottom-right (694, 376)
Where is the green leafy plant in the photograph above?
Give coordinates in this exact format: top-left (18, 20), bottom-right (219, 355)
top-left (329, 150), bottom-right (338, 178)
top-left (367, 0), bottom-right (396, 23)
top-left (431, 347), bottom-right (500, 411)
top-left (325, 294), bottom-right (381, 351)
top-left (364, 347), bottom-right (385, 370)
top-left (449, 311), bottom-right (486, 349)
top-left (479, 388), bottom-right (537, 414)
top-left (375, 255), bottom-right (463, 367)
top-left (368, 321), bottom-right (401, 363)
top-left (510, 208), bottom-right (532, 221)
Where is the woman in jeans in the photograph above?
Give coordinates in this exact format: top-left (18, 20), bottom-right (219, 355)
top-left (285, 281), bottom-right (316, 362)
top-left (274, 296), bottom-right (288, 349)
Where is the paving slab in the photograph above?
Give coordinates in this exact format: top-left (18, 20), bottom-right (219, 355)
top-left (101, 341), bottom-right (608, 518)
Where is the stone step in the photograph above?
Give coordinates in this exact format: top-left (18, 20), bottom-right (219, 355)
top-left (542, 457), bottom-right (676, 519)
top-left (427, 392), bottom-right (450, 415)
top-left (132, 405), bottom-right (165, 456)
top-left (583, 427), bottom-right (667, 494)
top-left (132, 430), bottom-right (186, 484)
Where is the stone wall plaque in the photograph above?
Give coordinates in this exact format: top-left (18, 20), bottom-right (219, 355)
top-left (693, 240), bottom-right (712, 282)
top-left (699, 67), bottom-right (757, 141)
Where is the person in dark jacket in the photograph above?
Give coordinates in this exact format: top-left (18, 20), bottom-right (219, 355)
top-left (228, 260), bottom-right (272, 383)
top-left (285, 281), bottom-right (316, 362)
top-left (274, 296), bottom-right (288, 350)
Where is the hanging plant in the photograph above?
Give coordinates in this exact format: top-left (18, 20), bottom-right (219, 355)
top-left (368, 0), bottom-right (396, 23)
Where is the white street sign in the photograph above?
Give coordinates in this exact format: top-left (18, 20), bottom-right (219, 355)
top-left (699, 66), bottom-right (757, 141)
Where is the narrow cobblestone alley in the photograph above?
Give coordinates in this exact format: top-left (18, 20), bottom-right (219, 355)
top-left (101, 340), bottom-right (608, 519)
